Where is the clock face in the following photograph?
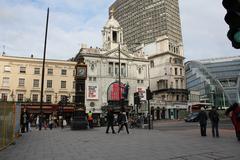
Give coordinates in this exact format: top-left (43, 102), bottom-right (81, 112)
top-left (77, 67), bottom-right (86, 77)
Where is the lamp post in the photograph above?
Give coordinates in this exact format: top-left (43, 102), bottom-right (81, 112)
top-left (39, 8), bottom-right (49, 130)
top-left (118, 43), bottom-right (142, 111)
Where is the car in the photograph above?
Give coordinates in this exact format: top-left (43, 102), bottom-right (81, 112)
top-left (184, 112), bottom-right (199, 122)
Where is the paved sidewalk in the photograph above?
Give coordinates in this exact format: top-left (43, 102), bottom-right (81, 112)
top-left (0, 127), bottom-right (239, 160)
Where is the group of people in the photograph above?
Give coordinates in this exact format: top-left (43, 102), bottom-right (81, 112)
top-left (105, 108), bottom-right (129, 134)
top-left (198, 106), bottom-right (220, 137)
top-left (198, 103), bottom-right (240, 141)
top-left (20, 109), bottom-right (68, 132)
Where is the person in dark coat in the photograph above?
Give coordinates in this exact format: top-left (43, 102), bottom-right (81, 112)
top-left (198, 107), bottom-right (208, 136)
top-left (225, 103), bottom-right (240, 141)
top-left (117, 111), bottom-right (129, 134)
top-left (105, 108), bottom-right (116, 134)
top-left (21, 108), bottom-right (29, 133)
top-left (208, 106), bottom-right (219, 137)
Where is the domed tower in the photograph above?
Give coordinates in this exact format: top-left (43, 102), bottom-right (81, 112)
top-left (102, 9), bottom-right (123, 51)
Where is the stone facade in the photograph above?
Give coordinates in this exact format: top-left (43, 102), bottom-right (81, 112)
top-left (0, 55), bottom-right (76, 104)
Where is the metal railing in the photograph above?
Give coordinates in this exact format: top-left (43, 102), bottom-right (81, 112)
top-left (0, 102), bottom-right (16, 150)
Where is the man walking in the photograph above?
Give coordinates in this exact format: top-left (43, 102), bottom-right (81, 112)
top-left (106, 108), bottom-right (116, 134)
top-left (117, 111), bottom-right (129, 134)
top-left (208, 106), bottom-right (219, 137)
top-left (198, 107), bottom-right (208, 136)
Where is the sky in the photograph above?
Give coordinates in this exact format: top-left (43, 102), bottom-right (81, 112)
top-left (0, 0), bottom-right (239, 61)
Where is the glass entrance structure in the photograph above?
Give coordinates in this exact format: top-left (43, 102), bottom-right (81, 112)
top-left (185, 56), bottom-right (240, 108)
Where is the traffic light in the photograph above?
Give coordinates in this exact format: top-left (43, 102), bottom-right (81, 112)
top-left (146, 87), bottom-right (153, 100)
top-left (134, 92), bottom-right (140, 105)
top-left (222, 0), bottom-right (240, 49)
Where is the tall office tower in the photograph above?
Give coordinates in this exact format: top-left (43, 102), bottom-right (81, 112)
top-left (110, 0), bottom-right (183, 51)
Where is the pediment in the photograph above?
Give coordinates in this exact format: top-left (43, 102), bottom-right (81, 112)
top-left (103, 48), bottom-right (133, 59)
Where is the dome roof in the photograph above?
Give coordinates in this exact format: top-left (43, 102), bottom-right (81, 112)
top-left (105, 16), bottom-right (120, 28)
top-left (104, 9), bottom-right (120, 28)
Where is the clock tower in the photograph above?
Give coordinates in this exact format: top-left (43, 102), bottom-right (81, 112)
top-left (71, 55), bottom-right (88, 130)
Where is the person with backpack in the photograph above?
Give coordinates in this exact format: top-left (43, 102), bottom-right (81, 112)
top-left (208, 106), bottom-right (219, 137)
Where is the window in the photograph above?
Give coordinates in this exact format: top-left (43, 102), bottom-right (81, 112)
top-left (72, 96), bottom-right (75, 103)
top-left (138, 68), bottom-right (142, 74)
top-left (19, 78), bottom-right (25, 87)
top-left (61, 69), bottom-right (67, 75)
top-left (175, 80), bottom-right (179, 89)
top-left (2, 77), bottom-right (10, 87)
top-left (73, 70), bottom-right (76, 76)
top-left (115, 63), bottom-right (119, 75)
top-left (32, 94), bottom-right (38, 102)
top-left (61, 81), bottom-right (66, 89)
top-left (47, 80), bottom-right (52, 88)
top-left (46, 95), bottom-right (52, 103)
top-left (73, 81), bottom-right (75, 89)
top-left (121, 64), bottom-right (126, 77)
top-left (150, 61), bottom-right (154, 68)
top-left (33, 79), bottom-right (39, 87)
top-left (181, 80), bottom-right (183, 89)
top-left (112, 31), bottom-right (117, 43)
top-left (34, 68), bottom-right (40, 74)
top-left (93, 77), bottom-right (96, 81)
top-left (4, 66), bottom-right (11, 72)
top-left (175, 68), bottom-right (178, 75)
top-left (17, 94), bottom-right (24, 102)
top-left (176, 95), bottom-right (179, 101)
top-left (1, 93), bottom-right (8, 101)
top-left (180, 68), bottom-right (182, 76)
top-left (108, 62), bottom-right (113, 75)
top-left (20, 67), bottom-right (26, 73)
top-left (48, 69), bottom-right (53, 75)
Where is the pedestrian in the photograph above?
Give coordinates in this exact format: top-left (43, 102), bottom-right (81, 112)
top-left (105, 108), bottom-right (116, 134)
top-left (198, 107), bottom-right (208, 136)
top-left (88, 111), bottom-right (93, 129)
top-left (36, 115), bottom-right (39, 129)
top-left (21, 108), bottom-right (29, 133)
top-left (117, 111), bottom-right (129, 134)
top-left (208, 106), bottom-right (219, 137)
top-left (49, 115), bottom-right (53, 130)
top-left (225, 103), bottom-right (240, 141)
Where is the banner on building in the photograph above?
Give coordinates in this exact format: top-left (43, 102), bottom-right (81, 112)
top-left (87, 84), bottom-right (98, 100)
top-left (137, 87), bottom-right (146, 100)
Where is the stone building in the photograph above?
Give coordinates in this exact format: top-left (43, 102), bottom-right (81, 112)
top-left (74, 11), bottom-right (149, 114)
top-left (140, 35), bottom-right (188, 119)
top-left (0, 55), bottom-right (76, 104)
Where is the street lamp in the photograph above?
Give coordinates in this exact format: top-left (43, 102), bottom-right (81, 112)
top-left (118, 43), bottom-right (142, 111)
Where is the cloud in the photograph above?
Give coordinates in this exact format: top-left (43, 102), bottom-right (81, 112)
top-left (0, 0), bottom-right (114, 60)
top-left (0, 0), bottom-right (238, 61)
top-left (179, 0), bottom-right (239, 61)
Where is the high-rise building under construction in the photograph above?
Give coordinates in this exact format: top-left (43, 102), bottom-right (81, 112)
top-left (110, 0), bottom-right (183, 51)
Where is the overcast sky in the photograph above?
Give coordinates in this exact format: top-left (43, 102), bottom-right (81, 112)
top-left (0, 0), bottom-right (239, 61)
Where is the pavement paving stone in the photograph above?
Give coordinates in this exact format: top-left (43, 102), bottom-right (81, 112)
top-left (0, 126), bottom-right (239, 160)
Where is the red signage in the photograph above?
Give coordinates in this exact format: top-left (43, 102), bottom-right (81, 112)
top-left (108, 82), bottom-right (125, 101)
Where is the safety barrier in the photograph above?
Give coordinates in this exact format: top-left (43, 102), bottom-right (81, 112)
top-left (0, 102), bottom-right (17, 150)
